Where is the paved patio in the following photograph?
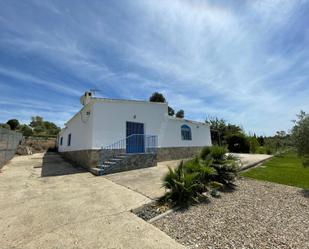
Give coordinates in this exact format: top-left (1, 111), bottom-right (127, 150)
top-left (0, 153), bottom-right (184, 249)
top-left (105, 160), bottom-right (181, 199)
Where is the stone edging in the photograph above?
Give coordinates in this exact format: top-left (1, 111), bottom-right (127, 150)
top-left (240, 156), bottom-right (274, 172)
top-left (148, 206), bottom-right (180, 223)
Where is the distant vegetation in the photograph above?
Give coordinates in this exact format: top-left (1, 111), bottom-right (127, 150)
top-left (149, 92), bottom-right (298, 156)
top-left (0, 116), bottom-right (61, 137)
top-left (205, 116), bottom-right (291, 155)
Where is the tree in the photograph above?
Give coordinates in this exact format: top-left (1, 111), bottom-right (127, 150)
top-left (205, 116), bottom-right (243, 145)
top-left (273, 130), bottom-right (288, 152)
top-left (20, 124), bottom-right (33, 137)
top-left (168, 106), bottom-right (175, 116)
top-left (225, 124), bottom-right (243, 136)
top-left (249, 136), bottom-right (260, 153)
top-left (30, 116), bottom-right (60, 135)
top-left (257, 136), bottom-right (265, 146)
top-left (7, 119), bottom-right (20, 130)
top-left (291, 111), bottom-right (309, 160)
top-left (176, 110), bottom-right (184, 118)
top-left (149, 92), bottom-right (166, 103)
top-left (30, 116), bottom-right (44, 128)
top-left (226, 134), bottom-right (250, 153)
top-left (205, 117), bottom-right (226, 145)
top-left (43, 121), bottom-right (60, 135)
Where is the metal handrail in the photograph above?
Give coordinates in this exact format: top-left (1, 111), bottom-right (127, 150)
top-left (101, 134), bottom-right (157, 150)
top-left (99, 134), bottom-right (158, 168)
top-left (101, 134), bottom-right (135, 150)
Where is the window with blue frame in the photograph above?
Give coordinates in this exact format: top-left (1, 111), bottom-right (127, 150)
top-left (181, 125), bottom-right (192, 140)
top-left (67, 133), bottom-right (71, 146)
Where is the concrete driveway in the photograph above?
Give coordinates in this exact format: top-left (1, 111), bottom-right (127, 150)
top-left (0, 153), bottom-right (184, 249)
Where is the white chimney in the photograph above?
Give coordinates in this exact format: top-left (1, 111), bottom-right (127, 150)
top-left (80, 91), bottom-right (93, 106)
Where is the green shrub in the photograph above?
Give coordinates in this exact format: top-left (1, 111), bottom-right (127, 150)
top-left (211, 162), bottom-right (239, 185)
top-left (265, 146), bottom-right (273, 155)
top-left (200, 146), bottom-right (212, 160)
top-left (203, 146), bottom-right (239, 185)
top-left (184, 157), bottom-right (216, 191)
top-left (210, 145), bottom-right (227, 162)
top-left (163, 161), bottom-right (200, 205)
top-left (163, 147), bottom-right (239, 206)
top-left (257, 146), bottom-right (274, 155)
top-left (0, 123), bottom-right (11, 130)
top-left (257, 146), bottom-right (266, 154)
top-left (226, 134), bottom-right (250, 153)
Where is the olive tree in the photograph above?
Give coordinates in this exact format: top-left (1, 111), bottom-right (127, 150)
top-left (176, 109), bottom-right (184, 118)
top-left (7, 119), bottom-right (20, 130)
top-left (149, 92), bottom-right (166, 102)
top-left (291, 111), bottom-right (309, 165)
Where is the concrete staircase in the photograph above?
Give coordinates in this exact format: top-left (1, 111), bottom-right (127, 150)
top-left (90, 154), bottom-right (128, 176)
top-left (90, 134), bottom-right (158, 176)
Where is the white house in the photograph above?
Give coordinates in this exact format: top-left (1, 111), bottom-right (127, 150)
top-left (58, 92), bottom-right (212, 175)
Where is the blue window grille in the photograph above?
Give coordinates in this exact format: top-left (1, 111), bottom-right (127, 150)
top-left (181, 125), bottom-right (192, 140)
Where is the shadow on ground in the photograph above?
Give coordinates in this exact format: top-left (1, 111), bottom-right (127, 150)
top-left (40, 152), bottom-right (86, 177)
top-left (300, 189), bottom-right (309, 198)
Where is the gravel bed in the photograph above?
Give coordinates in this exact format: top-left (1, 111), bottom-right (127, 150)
top-left (153, 178), bottom-right (309, 249)
top-left (132, 201), bottom-right (172, 221)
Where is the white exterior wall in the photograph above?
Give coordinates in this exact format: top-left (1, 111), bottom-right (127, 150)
top-left (58, 103), bottom-right (94, 152)
top-left (160, 117), bottom-right (211, 148)
top-left (58, 98), bottom-right (212, 151)
top-left (92, 100), bottom-right (167, 149)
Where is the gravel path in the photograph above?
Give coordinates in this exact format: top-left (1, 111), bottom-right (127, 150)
top-left (153, 179), bottom-right (309, 249)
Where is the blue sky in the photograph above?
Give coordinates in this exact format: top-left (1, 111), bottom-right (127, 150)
top-left (0, 0), bottom-right (308, 135)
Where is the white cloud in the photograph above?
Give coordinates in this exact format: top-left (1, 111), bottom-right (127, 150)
top-left (115, 0), bottom-right (309, 134)
top-left (0, 67), bottom-right (81, 96)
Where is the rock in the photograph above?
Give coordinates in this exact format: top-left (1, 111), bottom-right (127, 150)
top-left (16, 145), bottom-right (33, 155)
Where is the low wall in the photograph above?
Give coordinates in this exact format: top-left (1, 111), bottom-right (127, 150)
top-left (61, 150), bottom-right (100, 170)
top-left (60, 146), bottom-right (204, 171)
top-left (102, 153), bottom-right (157, 175)
top-left (157, 146), bottom-right (203, 162)
top-left (0, 128), bottom-right (23, 168)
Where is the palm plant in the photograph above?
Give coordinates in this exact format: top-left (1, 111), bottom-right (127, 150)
top-left (210, 145), bottom-right (227, 163)
top-left (211, 162), bottom-right (239, 186)
top-left (163, 161), bottom-right (200, 205)
top-left (185, 157), bottom-right (216, 191)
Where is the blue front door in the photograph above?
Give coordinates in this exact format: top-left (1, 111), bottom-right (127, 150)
top-left (126, 122), bottom-right (145, 153)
